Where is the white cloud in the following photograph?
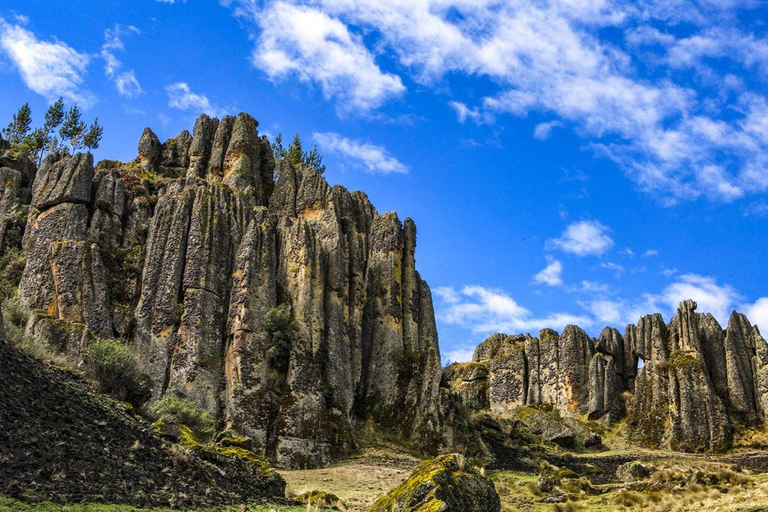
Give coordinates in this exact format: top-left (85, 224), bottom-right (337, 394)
top-left (435, 285), bottom-right (593, 335)
top-left (101, 25), bottom-right (142, 98)
top-left (533, 257), bottom-right (563, 286)
top-left (313, 132), bottom-right (408, 174)
top-left (642, 249), bottom-right (659, 257)
top-left (0, 19), bottom-right (93, 106)
top-left (241, 2), bottom-right (405, 112)
top-left (534, 120), bottom-right (564, 140)
top-left (551, 220), bottom-right (614, 257)
top-left (166, 82), bottom-right (227, 117)
top-left (449, 101), bottom-right (485, 124)
top-left (442, 347), bottom-right (475, 365)
top-left (580, 273), bottom-right (741, 328)
top-left (599, 261), bottom-right (625, 278)
top-left (583, 299), bottom-right (625, 325)
top-left (660, 274), bottom-right (740, 325)
top-left (217, 0), bottom-right (768, 203)
top-left (745, 297), bottom-right (768, 333)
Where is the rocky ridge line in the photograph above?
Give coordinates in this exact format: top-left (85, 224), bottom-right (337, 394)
top-left (447, 300), bottom-right (768, 452)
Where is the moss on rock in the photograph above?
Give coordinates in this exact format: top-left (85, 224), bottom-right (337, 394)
top-left (297, 490), bottom-right (346, 510)
top-left (368, 453), bottom-right (500, 512)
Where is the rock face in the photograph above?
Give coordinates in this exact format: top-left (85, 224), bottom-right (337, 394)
top-left (466, 326), bottom-right (607, 420)
top-left (629, 301), bottom-right (732, 451)
top-left (451, 300), bottom-right (768, 452)
top-left (0, 150), bottom-right (34, 253)
top-left (368, 453), bottom-right (501, 512)
top-left (9, 113), bottom-right (442, 469)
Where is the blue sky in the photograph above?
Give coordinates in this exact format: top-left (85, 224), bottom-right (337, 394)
top-left (3, 0), bottom-right (768, 364)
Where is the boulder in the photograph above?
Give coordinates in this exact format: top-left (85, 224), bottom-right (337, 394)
top-left (368, 454), bottom-right (500, 512)
top-left (31, 152), bottom-right (93, 209)
top-left (616, 461), bottom-right (655, 483)
top-left (516, 407), bottom-right (576, 448)
top-left (297, 490), bottom-right (346, 510)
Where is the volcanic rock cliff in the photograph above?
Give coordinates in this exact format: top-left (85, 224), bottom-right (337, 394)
top-left (2, 113), bottom-right (442, 468)
top-left (447, 300), bottom-right (768, 452)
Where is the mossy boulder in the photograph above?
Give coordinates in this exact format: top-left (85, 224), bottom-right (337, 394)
top-left (368, 453), bottom-right (500, 512)
top-left (538, 464), bottom-right (580, 493)
top-left (616, 461), bottom-right (655, 483)
top-left (297, 490), bottom-right (346, 510)
top-left (514, 407), bottom-right (576, 448)
top-left (153, 420), bottom-right (285, 497)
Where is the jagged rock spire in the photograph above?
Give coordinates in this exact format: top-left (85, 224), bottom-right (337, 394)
top-left (447, 298), bottom-right (768, 453)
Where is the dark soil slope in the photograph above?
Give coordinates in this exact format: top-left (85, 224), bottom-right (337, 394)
top-left (0, 338), bottom-right (285, 507)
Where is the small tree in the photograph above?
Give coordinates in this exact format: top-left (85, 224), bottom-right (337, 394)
top-left (83, 338), bottom-right (152, 406)
top-left (31, 98), bottom-right (65, 164)
top-left (2, 103), bottom-right (32, 149)
top-left (271, 132), bottom-right (287, 181)
top-left (304, 144), bottom-right (326, 174)
top-left (287, 131), bottom-right (303, 167)
top-left (271, 132), bottom-right (286, 163)
top-left (84, 118), bottom-right (103, 152)
top-left (60, 105), bottom-right (87, 152)
top-left (149, 395), bottom-right (217, 442)
top-left (264, 304), bottom-right (298, 372)
top-left (273, 132), bottom-right (326, 176)
top-left (3, 99), bottom-right (101, 160)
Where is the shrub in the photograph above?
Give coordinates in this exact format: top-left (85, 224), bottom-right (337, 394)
top-left (149, 395), bottom-right (217, 442)
top-left (15, 335), bottom-right (75, 368)
top-left (2, 291), bottom-right (29, 343)
top-left (83, 338), bottom-right (151, 406)
top-left (264, 304), bottom-right (297, 371)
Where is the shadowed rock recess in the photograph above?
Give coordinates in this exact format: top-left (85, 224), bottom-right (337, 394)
top-left (7, 113), bottom-right (442, 468)
top-left (447, 300), bottom-right (768, 452)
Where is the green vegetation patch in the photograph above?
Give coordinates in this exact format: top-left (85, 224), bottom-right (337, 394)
top-left (82, 338), bottom-right (151, 407)
top-left (149, 395), bottom-right (217, 441)
top-left (0, 496), bottom-right (330, 512)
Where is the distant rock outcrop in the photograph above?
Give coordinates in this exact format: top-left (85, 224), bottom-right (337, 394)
top-left (7, 113), bottom-right (443, 469)
top-left (447, 300), bottom-right (768, 452)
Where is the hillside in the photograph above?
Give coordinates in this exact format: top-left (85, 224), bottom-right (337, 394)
top-left (0, 309), bottom-right (284, 507)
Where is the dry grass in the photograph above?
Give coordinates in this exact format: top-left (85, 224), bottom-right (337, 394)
top-left (280, 448), bottom-right (420, 511)
top-left (488, 457), bottom-right (763, 512)
top-left (733, 424), bottom-right (768, 449)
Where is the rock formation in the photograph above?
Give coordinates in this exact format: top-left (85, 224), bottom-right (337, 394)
top-left (4, 113), bottom-right (442, 469)
top-left (5, 111), bottom-right (768, 466)
top-left (447, 300), bottom-right (768, 452)
top-left (368, 453), bottom-right (501, 512)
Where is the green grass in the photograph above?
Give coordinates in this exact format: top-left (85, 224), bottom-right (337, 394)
top-left (0, 496), bottom-right (332, 512)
